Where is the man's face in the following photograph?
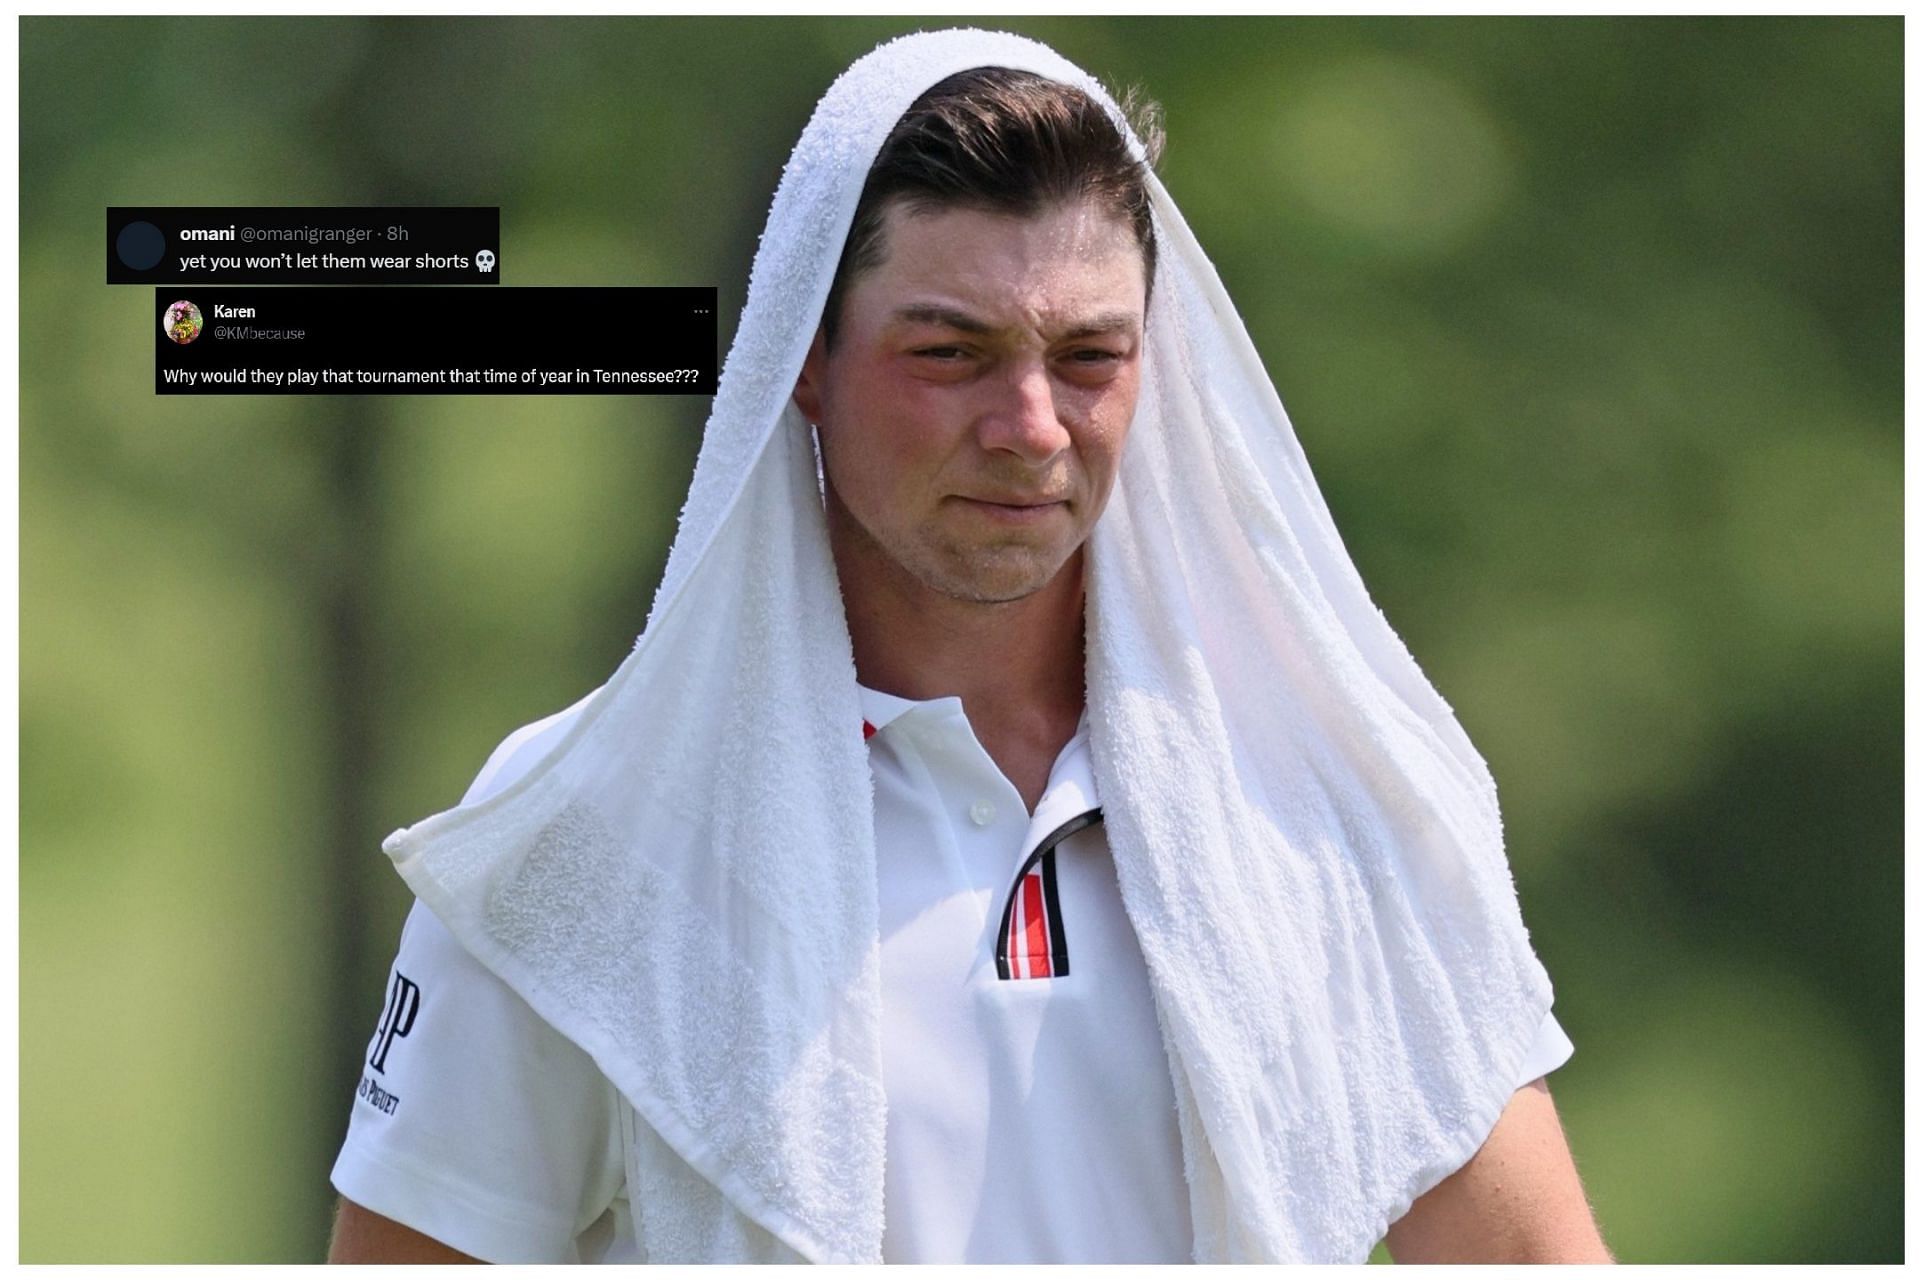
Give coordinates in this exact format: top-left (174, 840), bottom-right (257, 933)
top-left (793, 198), bottom-right (1147, 606)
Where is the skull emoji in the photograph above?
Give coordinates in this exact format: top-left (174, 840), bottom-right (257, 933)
top-left (476, 249), bottom-right (496, 273)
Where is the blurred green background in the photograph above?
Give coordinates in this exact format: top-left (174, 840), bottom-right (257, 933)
top-left (19, 15), bottom-right (1900, 1264)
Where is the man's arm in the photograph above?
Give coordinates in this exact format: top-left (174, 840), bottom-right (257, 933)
top-left (327, 1197), bottom-right (482, 1264)
top-left (1384, 1078), bottom-right (1614, 1264)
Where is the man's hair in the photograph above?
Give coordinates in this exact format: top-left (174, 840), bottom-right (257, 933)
top-left (820, 66), bottom-right (1166, 350)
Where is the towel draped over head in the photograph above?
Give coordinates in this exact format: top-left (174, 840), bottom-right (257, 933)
top-left (381, 26), bottom-right (1555, 1264)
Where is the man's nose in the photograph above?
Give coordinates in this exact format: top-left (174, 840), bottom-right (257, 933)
top-left (977, 356), bottom-right (1072, 463)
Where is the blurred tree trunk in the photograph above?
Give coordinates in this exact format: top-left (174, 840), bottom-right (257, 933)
top-left (301, 18), bottom-right (418, 1256)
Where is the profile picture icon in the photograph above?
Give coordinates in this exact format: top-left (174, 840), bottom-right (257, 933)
top-left (162, 300), bottom-right (203, 345)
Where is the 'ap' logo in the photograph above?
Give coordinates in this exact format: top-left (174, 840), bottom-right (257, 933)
top-left (368, 970), bottom-right (421, 1074)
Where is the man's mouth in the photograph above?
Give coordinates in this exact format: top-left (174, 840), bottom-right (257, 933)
top-left (955, 495), bottom-right (1068, 520)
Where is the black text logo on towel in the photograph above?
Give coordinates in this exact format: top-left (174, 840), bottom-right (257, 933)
top-left (367, 970), bottom-right (420, 1073)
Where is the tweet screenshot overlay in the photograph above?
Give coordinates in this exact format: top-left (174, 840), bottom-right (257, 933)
top-left (111, 208), bottom-right (500, 284)
top-left (154, 287), bottom-right (716, 395)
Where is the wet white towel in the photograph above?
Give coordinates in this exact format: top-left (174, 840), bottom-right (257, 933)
top-left (380, 27), bottom-right (1557, 1264)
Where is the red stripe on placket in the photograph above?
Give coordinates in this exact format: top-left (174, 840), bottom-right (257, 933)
top-left (1021, 872), bottom-right (1050, 978)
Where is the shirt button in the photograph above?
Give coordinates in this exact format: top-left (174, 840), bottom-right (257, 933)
top-left (969, 800), bottom-right (996, 826)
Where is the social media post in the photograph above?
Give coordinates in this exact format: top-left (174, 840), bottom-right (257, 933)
top-left (25, 13), bottom-right (1902, 1268)
top-left (110, 207), bottom-right (500, 284)
top-left (154, 286), bottom-right (716, 394)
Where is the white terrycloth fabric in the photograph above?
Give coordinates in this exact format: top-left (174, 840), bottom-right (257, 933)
top-left (380, 27), bottom-right (1556, 1264)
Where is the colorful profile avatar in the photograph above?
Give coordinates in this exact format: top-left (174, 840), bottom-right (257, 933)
top-left (163, 300), bottom-right (203, 345)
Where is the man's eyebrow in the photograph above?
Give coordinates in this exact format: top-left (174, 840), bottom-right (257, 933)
top-left (889, 304), bottom-right (1141, 340)
top-left (1056, 311), bottom-right (1142, 340)
top-left (889, 305), bottom-right (996, 334)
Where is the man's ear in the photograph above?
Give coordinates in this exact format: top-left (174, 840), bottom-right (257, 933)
top-left (791, 326), bottom-right (827, 426)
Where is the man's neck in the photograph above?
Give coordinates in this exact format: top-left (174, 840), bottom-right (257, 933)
top-left (834, 534), bottom-right (1088, 812)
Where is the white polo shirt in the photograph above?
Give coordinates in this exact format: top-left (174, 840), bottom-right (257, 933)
top-left (331, 684), bottom-right (1576, 1262)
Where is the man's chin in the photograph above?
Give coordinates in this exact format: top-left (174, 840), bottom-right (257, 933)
top-left (920, 553), bottom-right (1075, 605)
top-left (940, 583), bottom-right (1046, 606)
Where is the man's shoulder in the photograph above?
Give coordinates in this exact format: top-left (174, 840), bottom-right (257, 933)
top-left (460, 686), bottom-right (606, 808)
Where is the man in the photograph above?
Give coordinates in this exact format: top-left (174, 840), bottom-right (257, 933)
top-left (329, 31), bottom-right (1611, 1264)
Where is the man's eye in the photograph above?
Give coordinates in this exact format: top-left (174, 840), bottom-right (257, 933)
top-left (1068, 349), bottom-right (1120, 363)
top-left (915, 346), bottom-right (968, 360)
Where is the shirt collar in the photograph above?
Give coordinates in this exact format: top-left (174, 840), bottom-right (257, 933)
top-left (857, 683), bottom-right (1090, 737)
top-left (1029, 715), bottom-right (1099, 830)
top-left (856, 682), bottom-right (1098, 812)
top-left (856, 683), bottom-right (929, 738)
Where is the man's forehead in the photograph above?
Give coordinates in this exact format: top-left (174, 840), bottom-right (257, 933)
top-left (876, 198), bottom-right (1138, 266)
top-left (851, 202), bottom-right (1146, 333)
